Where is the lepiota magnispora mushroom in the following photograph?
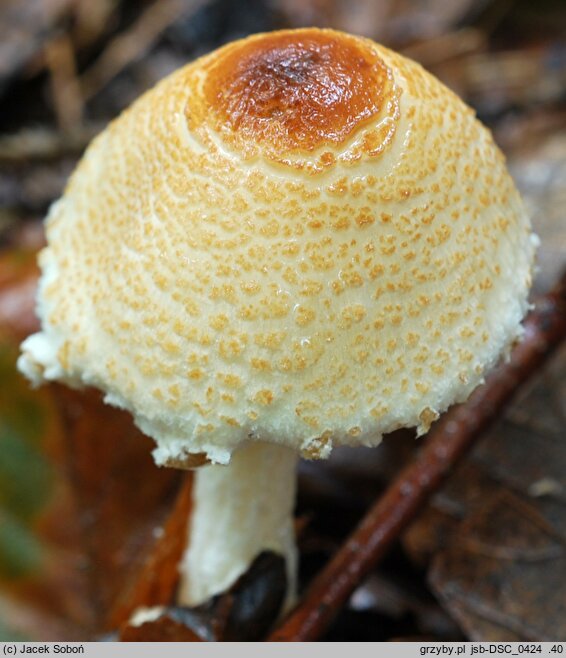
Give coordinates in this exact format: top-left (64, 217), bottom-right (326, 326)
top-left (19, 28), bottom-right (536, 612)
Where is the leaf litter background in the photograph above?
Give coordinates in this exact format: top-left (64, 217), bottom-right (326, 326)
top-left (0, 0), bottom-right (565, 642)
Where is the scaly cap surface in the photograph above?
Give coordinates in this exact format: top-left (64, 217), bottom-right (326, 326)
top-left (19, 29), bottom-right (536, 465)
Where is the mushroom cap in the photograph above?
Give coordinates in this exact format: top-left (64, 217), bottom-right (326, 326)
top-left (19, 29), bottom-right (536, 466)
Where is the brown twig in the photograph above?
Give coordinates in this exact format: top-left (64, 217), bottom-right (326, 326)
top-left (401, 28), bottom-right (486, 68)
top-left (109, 475), bottom-right (194, 631)
top-left (43, 32), bottom-right (83, 131)
top-left (0, 0), bottom-right (75, 92)
top-left (80, 0), bottom-right (207, 101)
top-left (0, 125), bottom-right (102, 164)
top-left (269, 271), bottom-right (566, 642)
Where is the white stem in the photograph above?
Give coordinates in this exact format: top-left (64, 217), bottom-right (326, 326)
top-left (177, 441), bottom-right (298, 610)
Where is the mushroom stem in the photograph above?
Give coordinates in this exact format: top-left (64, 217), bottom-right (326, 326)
top-left (177, 441), bottom-right (298, 609)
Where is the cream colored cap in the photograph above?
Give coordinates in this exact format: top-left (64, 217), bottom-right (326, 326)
top-left (19, 29), bottom-right (536, 466)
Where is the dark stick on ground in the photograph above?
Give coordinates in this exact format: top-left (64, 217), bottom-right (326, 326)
top-left (269, 270), bottom-right (566, 642)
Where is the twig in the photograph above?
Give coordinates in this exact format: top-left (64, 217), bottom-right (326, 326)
top-left (401, 28), bottom-right (486, 68)
top-left (44, 32), bottom-right (83, 132)
top-left (0, 125), bottom-right (102, 164)
top-left (80, 0), bottom-right (207, 101)
top-left (0, 0), bottom-right (75, 94)
top-left (269, 271), bottom-right (566, 641)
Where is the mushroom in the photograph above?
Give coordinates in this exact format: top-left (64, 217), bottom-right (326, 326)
top-left (18, 28), bottom-right (536, 612)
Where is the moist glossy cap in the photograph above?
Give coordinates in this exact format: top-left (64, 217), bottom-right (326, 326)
top-left (19, 29), bottom-right (536, 466)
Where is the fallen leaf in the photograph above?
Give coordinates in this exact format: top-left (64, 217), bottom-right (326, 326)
top-left (430, 491), bottom-right (566, 641)
top-left (0, 252), bottom-right (182, 639)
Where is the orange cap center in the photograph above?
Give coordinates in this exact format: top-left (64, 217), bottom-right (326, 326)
top-left (204, 30), bottom-right (389, 152)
